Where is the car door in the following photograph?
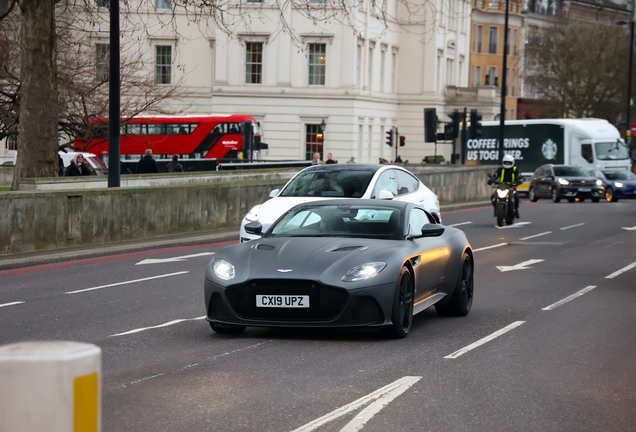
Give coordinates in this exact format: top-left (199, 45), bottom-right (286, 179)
top-left (394, 169), bottom-right (423, 203)
top-left (407, 208), bottom-right (449, 301)
top-left (371, 169), bottom-right (399, 198)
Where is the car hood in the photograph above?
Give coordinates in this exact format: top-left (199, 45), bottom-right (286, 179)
top-left (210, 237), bottom-right (407, 286)
top-left (560, 176), bottom-right (599, 183)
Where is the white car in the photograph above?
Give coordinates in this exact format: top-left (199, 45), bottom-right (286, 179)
top-left (240, 164), bottom-right (440, 242)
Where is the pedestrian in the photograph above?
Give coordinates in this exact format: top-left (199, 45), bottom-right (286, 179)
top-left (136, 149), bottom-right (159, 174)
top-left (347, 156), bottom-right (356, 164)
top-left (311, 152), bottom-right (321, 165)
top-left (325, 153), bottom-right (337, 164)
top-left (631, 146), bottom-right (636, 173)
top-left (165, 154), bottom-right (184, 173)
top-left (395, 155), bottom-right (403, 163)
top-left (64, 154), bottom-right (93, 176)
top-left (58, 155), bottom-right (64, 177)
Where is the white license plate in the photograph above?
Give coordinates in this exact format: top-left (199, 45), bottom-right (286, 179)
top-left (578, 188), bottom-right (591, 192)
top-left (256, 295), bottom-right (310, 308)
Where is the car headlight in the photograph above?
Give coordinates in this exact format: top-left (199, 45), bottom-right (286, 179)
top-left (496, 189), bottom-right (509, 198)
top-left (596, 180), bottom-right (604, 186)
top-left (614, 182), bottom-right (624, 188)
top-left (213, 259), bottom-right (235, 280)
top-left (342, 262), bottom-right (386, 282)
top-left (245, 205), bottom-right (261, 222)
top-left (558, 178), bottom-right (570, 185)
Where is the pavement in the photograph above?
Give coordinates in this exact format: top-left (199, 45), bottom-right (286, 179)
top-left (0, 200), bottom-right (490, 271)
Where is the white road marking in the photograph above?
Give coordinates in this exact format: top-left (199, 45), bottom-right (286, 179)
top-left (496, 259), bottom-right (544, 272)
top-left (136, 252), bottom-right (215, 265)
top-left (542, 286), bottom-right (596, 311)
top-left (65, 271), bottom-right (189, 295)
top-left (444, 321), bottom-right (525, 359)
top-left (449, 221), bottom-right (472, 227)
top-left (290, 376), bottom-right (422, 432)
top-left (0, 301), bottom-right (24, 308)
top-left (519, 231), bottom-right (552, 241)
top-left (495, 222), bottom-right (531, 229)
top-left (110, 315), bottom-right (206, 337)
top-left (473, 243), bottom-right (508, 252)
top-left (621, 226), bottom-right (636, 231)
top-left (605, 262), bottom-right (636, 279)
top-left (561, 223), bottom-right (585, 230)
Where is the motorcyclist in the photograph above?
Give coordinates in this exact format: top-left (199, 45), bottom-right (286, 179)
top-left (491, 154), bottom-right (523, 219)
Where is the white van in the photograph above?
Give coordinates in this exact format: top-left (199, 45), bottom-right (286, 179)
top-left (59, 151), bottom-right (107, 176)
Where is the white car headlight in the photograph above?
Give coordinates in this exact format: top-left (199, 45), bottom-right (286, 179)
top-left (342, 262), bottom-right (386, 282)
top-left (496, 189), bottom-right (509, 199)
top-left (245, 205), bottom-right (261, 222)
top-left (213, 259), bottom-right (235, 280)
top-left (596, 180), bottom-right (604, 186)
top-left (614, 182), bottom-right (624, 188)
top-left (558, 178), bottom-right (570, 185)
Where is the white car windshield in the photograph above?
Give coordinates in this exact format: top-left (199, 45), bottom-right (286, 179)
top-left (268, 204), bottom-right (403, 240)
top-left (280, 169), bottom-right (376, 198)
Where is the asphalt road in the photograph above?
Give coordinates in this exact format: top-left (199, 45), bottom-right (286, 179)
top-left (1, 198), bottom-right (635, 432)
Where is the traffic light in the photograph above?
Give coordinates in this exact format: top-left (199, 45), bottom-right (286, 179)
top-left (399, 136), bottom-right (405, 147)
top-left (470, 109), bottom-right (483, 139)
top-left (424, 108), bottom-right (438, 143)
top-left (448, 110), bottom-right (460, 140)
top-left (385, 128), bottom-right (394, 147)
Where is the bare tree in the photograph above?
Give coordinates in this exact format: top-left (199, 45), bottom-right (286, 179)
top-left (524, 18), bottom-right (630, 124)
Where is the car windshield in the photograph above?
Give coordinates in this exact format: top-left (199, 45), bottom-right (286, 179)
top-left (603, 171), bottom-right (636, 181)
top-left (279, 169), bottom-right (376, 198)
top-left (268, 204), bottom-right (403, 240)
top-left (553, 166), bottom-right (589, 177)
top-left (595, 141), bottom-right (629, 161)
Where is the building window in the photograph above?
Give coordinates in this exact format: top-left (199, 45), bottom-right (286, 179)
top-left (96, 0), bottom-right (109, 7)
top-left (156, 0), bottom-right (171, 9)
top-left (506, 67), bottom-right (509, 95)
top-left (6, 135), bottom-right (17, 151)
top-left (513, 29), bottom-right (518, 55)
top-left (247, 0), bottom-right (263, 2)
top-left (95, 43), bottom-right (109, 83)
top-left (446, 58), bottom-right (454, 86)
top-left (310, 0), bottom-right (327, 3)
top-left (477, 26), bottom-right (482, 53)
top-left (308, 43), bottom-right (326, 86)
top-left (155, 45), bottom-right (172, 85)
top-left (475, 65), bottom-right (481, 86)
top-left (486, 66), bottom-right (497, 85)
top-left (512, 69), bottom-right (516, 96)
top-left (356, 42), bottom-right (363, 88)
top-left (305, 124), bottom-right (324, 160)
top-left (245, 42), bottom-right (263, 84)
top-left (489, 27), bottom-right (498, 54)
top-left (392, 51), bottom-right (397, 93)
top-left (367, 45), bottom-right (374, 89)
top-left (380, 49), bottom-right (386, 92)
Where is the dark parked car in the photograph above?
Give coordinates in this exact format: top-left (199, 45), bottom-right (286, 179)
top-left (588, 169), bottom-right (636, 202)
top-left (205, 199), bottom-right (474, 338)
top-left (529, 164), bottom-right (603, 203)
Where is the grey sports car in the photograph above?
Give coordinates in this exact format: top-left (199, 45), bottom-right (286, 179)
top-left (204, 199), bottom-right (474, 338)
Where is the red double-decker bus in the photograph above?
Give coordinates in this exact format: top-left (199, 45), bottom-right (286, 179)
top-left (75, 114), bottom-right (265, 161)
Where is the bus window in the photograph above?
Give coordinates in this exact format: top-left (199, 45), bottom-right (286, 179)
top-left (147, 124), bottom-right (165, 135)
top-left (166, 124), bottom-right (180, 135)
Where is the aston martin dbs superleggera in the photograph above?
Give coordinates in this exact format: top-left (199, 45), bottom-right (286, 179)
top-left (204, 199), bottom-right (473, 338)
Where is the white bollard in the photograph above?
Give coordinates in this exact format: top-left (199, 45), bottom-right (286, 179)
top-left (0, 341), bottom-right (101, 432)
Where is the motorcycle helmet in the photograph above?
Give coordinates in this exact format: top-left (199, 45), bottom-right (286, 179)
top-left (502, 154), bottom-right (515, 169)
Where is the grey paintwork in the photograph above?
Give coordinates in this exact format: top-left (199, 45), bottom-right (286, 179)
top-left (205, 200), bottom-right (472, 328)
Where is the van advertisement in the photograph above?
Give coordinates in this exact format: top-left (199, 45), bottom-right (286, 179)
top-left (463, 124), bottom-right (565, 172)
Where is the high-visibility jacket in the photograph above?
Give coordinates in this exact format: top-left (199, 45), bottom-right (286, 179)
top-left (495, 166), bottom-right (519, 184)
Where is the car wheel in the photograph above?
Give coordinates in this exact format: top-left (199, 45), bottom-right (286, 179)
top-left (209, 322), bottom-right (246, 334)
top-left (606, 187), bottom-right (618, 202)
top-left (529, 187), bottom-right (538, 202)
top-left (567, 197), bottom-right (575, 203)
top-left (551, 187), bottom-right (561, 203)
top-left (386, 266), bottom-right (414, 339)
top-left (436, 253), bottom-right (474, 317)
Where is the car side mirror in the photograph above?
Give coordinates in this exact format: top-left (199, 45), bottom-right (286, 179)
top-left (378, 190), bottom-right (394, 200)
top-left (269, 189), bottom-right (280, 198)
top-left (420, 224), bottom-right (445, 237)
top-left (244, 222), bottom-right (263, 235)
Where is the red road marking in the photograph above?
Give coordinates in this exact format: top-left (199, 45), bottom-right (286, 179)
top-left (0, 240), bottom-right (238, 277)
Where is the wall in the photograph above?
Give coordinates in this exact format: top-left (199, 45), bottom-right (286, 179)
top-left (0, 167), bottom-right (13, 188)
top-left (0, 166), bottom-right (493, 256)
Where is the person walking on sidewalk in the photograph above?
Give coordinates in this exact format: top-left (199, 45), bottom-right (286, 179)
top-left (136, 149), bottom-right (159, 174)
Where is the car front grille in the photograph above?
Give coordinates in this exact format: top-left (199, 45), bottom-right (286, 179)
top-left (225, 279), bottom-right (349, 321)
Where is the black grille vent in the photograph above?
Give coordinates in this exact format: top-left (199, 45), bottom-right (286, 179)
top-left (332, 246), bottom-right (363, 252)
top-left (225, 279), bottom-right (348, 321)
top-left (256, 244), bottom-right (275, 250)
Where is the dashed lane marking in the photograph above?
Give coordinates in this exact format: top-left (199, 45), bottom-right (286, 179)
top-left (473, 243), bottom-right (508, 252)
top-left (605, 262), bottom-right (636, 279)
top-left (110, 316), bottom-right (206, 337)
top-left (561, 223), bottom-right (585, 230)
top-left (444, 321), bottom-right (525, 359)
top-left (0, 301), bottom-right (24, 308)
top-left (542, 286), bottom-right (596, 311)
top-left (65, 271), bottom-right (189, 295)
top-left (519, 231), bottom-right (552, 241)
top-left (449, 221), bottom-right (473, 227)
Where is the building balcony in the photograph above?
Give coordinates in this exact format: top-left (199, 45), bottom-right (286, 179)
top-left (445, 85), bottom-right (502, 105)
top-left (472, 0), bottom-right (523, 13)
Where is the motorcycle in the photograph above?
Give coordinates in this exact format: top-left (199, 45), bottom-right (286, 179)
top-left (488, 174), bottom-right (521, 227)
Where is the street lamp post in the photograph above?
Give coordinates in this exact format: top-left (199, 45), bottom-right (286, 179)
top-left (498, 0), bottom-right (511, 164)
top-left (618, 0), bottom-right (635, 146)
